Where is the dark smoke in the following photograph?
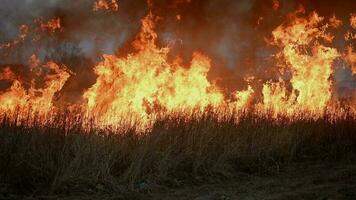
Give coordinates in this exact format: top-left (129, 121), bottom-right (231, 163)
top-left (0, 0), bottom-right (354, 101)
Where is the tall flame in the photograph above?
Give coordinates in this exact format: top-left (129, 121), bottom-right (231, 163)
top-left (262, 7), bottom-right (340, 116)
top-left (0, 57), bottom-right (71, 118)
top-left (83, 12), bottom-right (225, 124)
top-left (0, 3), bottom-right (354, 128)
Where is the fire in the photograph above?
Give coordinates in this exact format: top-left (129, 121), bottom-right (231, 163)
top-left (262, 80), bottom-right (295, 115)
top-left (345, 14), bottom-right (356, 41)
top-left (345, 46), bottom-right (356, 75)
top-left (272, 0), bottom-right (280, 11)
top-left (233, 85), bottom-right (254, 111)
top-left (329, 15), bottom-right (342, 28)
top-left (83, 12), bottom-right (225, 124)
top-left (344, 14), bottom-right (356, 75)
top-left (19, 25), bottom-right (29, 41)
top-left (0, 18), bottom-right (61, 51)
top-left (176, 14), bottom-right (181, 21)
top-left (0, 67), bottom-right (16, 80)
top-left (93, 0), bottom-right (119, 12)
top-left (0, 2), bottom-right (355, 128)
top-left (0, 57), bottom-right (71, 119)
top-left (351, 13), bottom-right (356, 29)
top-left (0, 25), bottom-right (29, 50)
top-left (262, 7), bottom-right (340, 116)
top-left (39, 18), bottom-right (61, 33)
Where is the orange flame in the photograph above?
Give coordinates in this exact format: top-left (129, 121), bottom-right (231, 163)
top-left (263, 7), bottom-right (340, 116)
top-left (39, 18), bottom-right (61, 33)
top-left (0, 3), bottom-right (355, 128)
top-left (93, 0), bottom-right (119, 12)
top-left (0, 57), bottom-right (71, 119)
top-left (0, 67), bottom-right (16, 80)
top-left (0, 25), bottom-right (29, 50)
top-left (351, 13), bottom-right (356, 29)
top-left (83, 12), bottom-right (226, 124)
top-left (345, 46), bottom-right (356, 75)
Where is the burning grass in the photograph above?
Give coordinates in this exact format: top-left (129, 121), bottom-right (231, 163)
top-left (0, 110), bottom-right (355, 197)
top-left (0, 2), bottom-right (355, 198)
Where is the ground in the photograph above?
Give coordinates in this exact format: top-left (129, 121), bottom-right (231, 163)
top-left (6, 161), bottom-right (354, 200)
top-left (151, 162), bottom-right (356, 200)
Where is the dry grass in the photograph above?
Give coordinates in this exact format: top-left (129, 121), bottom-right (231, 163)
top-left (0, 111), bottom-right (355, 197)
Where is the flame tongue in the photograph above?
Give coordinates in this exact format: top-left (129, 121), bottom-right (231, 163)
top-left (83, 13), bottom-right (224, 124)
top-left (263, 8), bottom-right (340, 116)
top-left (0, 58), bottom-right (71, 119)
top-left (0, 3), bottom-right (354, 128)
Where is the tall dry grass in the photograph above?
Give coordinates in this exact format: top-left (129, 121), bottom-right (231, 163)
top-left (0, 110), bottom-right (355, 196)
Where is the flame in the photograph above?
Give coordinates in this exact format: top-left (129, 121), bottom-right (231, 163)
top-left (262, 80), bottom-right (295, 115)
top-left (0, 2), bottom-right (355, 128)
top-left (0, 58), bottom-right (71, 119)
top-left (82, 6), bottom-right (354, 125)
top-left (0, 18), bottom-right (61, 51)
top-left (0, 67), bottom-right (16, 80)
top-left (93, 0), bottom-right (119, 12)
top-left (39, 18), bottom-right (61, 33)
top-left (345, 13), bottom-right (356, 74)
top-left (83, 12), bottom-right (225, 124)
top-left (176, 14), bottom-right (181, 21)
top-left (351, 13), bottom-right (356, 29)
top-left (329, 15), bottom-right (342, 28)
top-left (263, 7), bottom-right (340, 116)
top-left (272, 0), bottom-right (280, 11)
top-left (0, 25), bottom-right (29, 50)
top-left (345, 46), bottom-right (356, 75)
top-left (345, 14), bottom-right (356, 41)
top-left (233, 85), bottom-right (254, 111)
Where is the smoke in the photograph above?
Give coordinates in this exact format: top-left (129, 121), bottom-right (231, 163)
top-left (0, 0), bottom-right (354, 99)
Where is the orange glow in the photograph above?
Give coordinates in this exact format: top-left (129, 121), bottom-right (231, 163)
top-left (0, 67), bottom-right (16, 80)
top-left (233, 85), bottom-right (254, 111)
top-left (0, 58), bottom-right (71, 120)
top-left (93, 0), bottom-right (119, 12)
top-left (345, 14), bottom-right (356, 41)
top-left (39, 18), bottom-right (61, 33)
top-left (263, 8), bottom-right (340, 116)
top-left (329, 15), bottom-right (342, 28)
top-left (0, 25), bottom-right (29, 50)
top-left (272, 0), bottom-right (280, 11)
top-left (0, 2), bottom-right (355, 128)
top-left (345, 46), bottom-right (356, 75)
top-left (176, 14), bottom-right (181, 21)
top-left (351, 13), bottom-right (356, 29)
top-left (83, 12), bottom-right (227, 125)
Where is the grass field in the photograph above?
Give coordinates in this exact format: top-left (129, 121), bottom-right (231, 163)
top-left (0, 111), bottom-right (355, 199)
